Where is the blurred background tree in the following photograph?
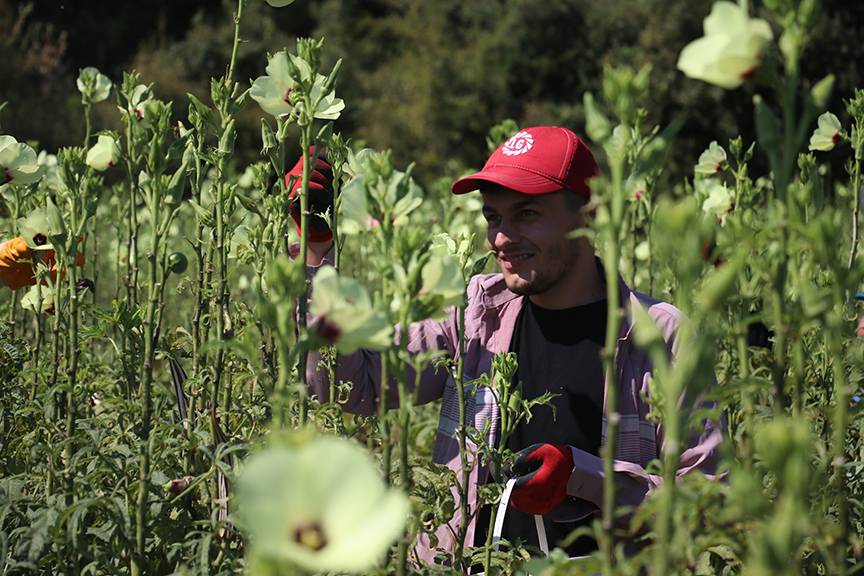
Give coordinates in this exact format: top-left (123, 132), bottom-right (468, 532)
top-left (1, 0), bottom-right (862, 187)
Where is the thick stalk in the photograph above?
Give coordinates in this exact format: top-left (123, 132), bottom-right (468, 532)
top-left (769, 73), bottom-right (801, 415)
top-left (332, 164), bottom-right (341, 272)
top-left (790, 334), bottom-right (805, 416)
top-left (736, 334), bottom-right (754, 468)
top-left (132, 186), bottom-right (161, 576)
top-left (296, 125), bottom-right (312, 425)
top-left (226, 0), bottom-right (245, 83)
top-left (482, 362), bottom-right (514, 576)
top-left (599, 157), bottom-right (625, 576)
top-left (452, 304), bottom-right (470, 568)
top-left (395, 313), bottom-right (413, 576)
top-left (30, 282), bottom-right (43, 400)
top-left (770, 231), bottom-right (788, 415)
top-left (380, 354), bottom-right (391, 485)
top-left (83, 102), bottom-right (92, 146)
top-left (652, 373), bottom-right (681, 576)
top-left (827, 285), bottom-right (849, 575)
top-left (848, 157), bottom-right (862, 269)
top-left (7, 289), bottom-right (17, 327)
top-left (64, 223), bottom-right (81, 576)
top-left (213, 178), bottom-right (227, 412)
top-left (191, 132), bottom-right (207, 382)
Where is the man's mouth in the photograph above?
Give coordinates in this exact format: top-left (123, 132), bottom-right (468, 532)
top-left (498, 253), bottom-right (534, 269)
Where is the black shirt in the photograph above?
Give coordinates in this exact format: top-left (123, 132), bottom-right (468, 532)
top-left (475, 297), bottom-right (606, 558)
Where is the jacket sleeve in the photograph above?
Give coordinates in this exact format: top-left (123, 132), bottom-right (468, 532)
top-left (564, 302), bottom-right (725, 513)
top-left (303, 247), bottom-right (461, 417)
top-left (565, 416), bottom-right (723, 510)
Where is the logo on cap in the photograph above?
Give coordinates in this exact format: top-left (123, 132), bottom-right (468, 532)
top-left (501, 130), bottom-right (534, 156)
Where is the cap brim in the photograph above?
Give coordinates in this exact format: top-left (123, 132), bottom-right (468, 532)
top-left (451, 165), bottom-right (564, 195)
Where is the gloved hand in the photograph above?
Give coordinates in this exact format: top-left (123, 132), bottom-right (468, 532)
top-left (0, 236), bottom-right (85, 290)
top-left (508, 443), bottom-right (574, 515)
top-left (0, 236), bottom-right (39, 290)
top-left (285, 148), bottom-right (335, 243)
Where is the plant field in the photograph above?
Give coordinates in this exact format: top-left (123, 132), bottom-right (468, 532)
top-left (0, 0), bottom-right (863, 574)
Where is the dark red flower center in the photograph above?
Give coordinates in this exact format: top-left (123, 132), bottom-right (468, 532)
top-left (740, 66), bottom-right (757, 80)
top-left (293, 523), bottom-right (327, 551)
top-left (316, 316), bottom-right (341, 344)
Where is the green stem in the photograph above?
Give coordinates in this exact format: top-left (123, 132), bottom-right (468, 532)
top-left (226, 0), bottom-right (245, 83)
top-left (848, 155), bottom-right (862, 269)
top-left (64, 208), bottom-right (81, 576)
top-left (453, 304), bottom-right (470, 569)
top-left (827, 285), bottom-right (849, 576)
top-left (132, 179), bottom-right (161, 576)
top-left (736, 333), bottom-right (754, 468)
top-left (297, 123), bottom-right (313, 425)
top-left (600, 155), bottom-right (625, 576)
top-left (83, 102), bottom-right (92, 147)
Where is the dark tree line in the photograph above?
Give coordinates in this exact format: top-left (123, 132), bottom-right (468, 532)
top-left (2, 0), bottom-right (863, 188)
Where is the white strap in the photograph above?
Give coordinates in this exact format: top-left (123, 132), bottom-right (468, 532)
top-left (534, 514), bottom-right (549, 555)
top-left (491, 478), bottom-right (549, 556)
top-left (491, 478), bottom-right (516, 550)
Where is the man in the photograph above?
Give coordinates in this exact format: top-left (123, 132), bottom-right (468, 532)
top-left (299, 126), bottom-right (723, 562)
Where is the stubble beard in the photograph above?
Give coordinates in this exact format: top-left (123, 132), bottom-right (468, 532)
top-left (502, 240), bottom-right (579, 297)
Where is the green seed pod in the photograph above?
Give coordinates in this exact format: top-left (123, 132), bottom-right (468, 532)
top-left (261, 119), bottom-right (277, 154)
top-left (167, 252), bottom-right (188, 274)
top-left (507, 387), bottom-right (522, 416)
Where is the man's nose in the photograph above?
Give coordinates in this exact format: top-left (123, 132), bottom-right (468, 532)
top-left (489, 222), bottom-right (518, 250)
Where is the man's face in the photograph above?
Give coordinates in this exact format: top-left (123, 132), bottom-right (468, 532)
top-left (481, 186), bottom-right (586, 297)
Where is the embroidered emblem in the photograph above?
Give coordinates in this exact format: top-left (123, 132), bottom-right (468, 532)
top-left (501, 130), bottom-right (534, 156)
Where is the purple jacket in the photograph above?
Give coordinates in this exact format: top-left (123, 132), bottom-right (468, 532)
top-left (306, 264), bottom-right (723, 563)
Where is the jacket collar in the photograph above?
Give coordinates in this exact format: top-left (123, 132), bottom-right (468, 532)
top-left (477, 258), bottom-right (639, 342)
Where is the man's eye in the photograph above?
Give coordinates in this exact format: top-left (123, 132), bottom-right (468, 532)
top-left (519, 209), bottom-right (539, 218)
top-left (484, 213), bottom-right (500, 225)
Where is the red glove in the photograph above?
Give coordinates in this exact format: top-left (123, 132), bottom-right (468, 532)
top-left (508, 443), bottom-right (574, 515)
top-left (285, 148), bottom-right (334, 243)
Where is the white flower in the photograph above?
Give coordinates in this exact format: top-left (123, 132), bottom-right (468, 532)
top-left (0, 135), bottom-right (44, 186)
top-left (236, 436), bottom-right (409, 573)
top-left (695, 141), bottom-right (727, 175)
top-left (127, 84), bottom-right (154, 125)
top-left (251, 51), bottom-right (345, 120)
top-left (76, 67), bottom-right (112, 103)
top-left (86, 135), bottom-right (121, 171)
top-left (309, 74), bottom-right (345, 120)
top-left (309, 266), bottom-right (392, 353)
top-left (701, 180), bottom-right (733, 217)
top-left (20, 285), bottom-right (56, 314)
top-left (808, 112), bottom-right (842, 152)
top-left (36, 151), bottom-right (62, 192)
top-left (250, 51), bottom-right (296, 117)
top-left (677, 1), bottom-right (773, 89)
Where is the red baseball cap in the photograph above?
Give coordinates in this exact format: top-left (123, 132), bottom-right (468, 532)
top-left (451, 126), bottom-right (598, 198)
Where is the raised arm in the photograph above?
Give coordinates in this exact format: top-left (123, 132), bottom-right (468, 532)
top-left (303, 240), bottom-right (460, 416)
